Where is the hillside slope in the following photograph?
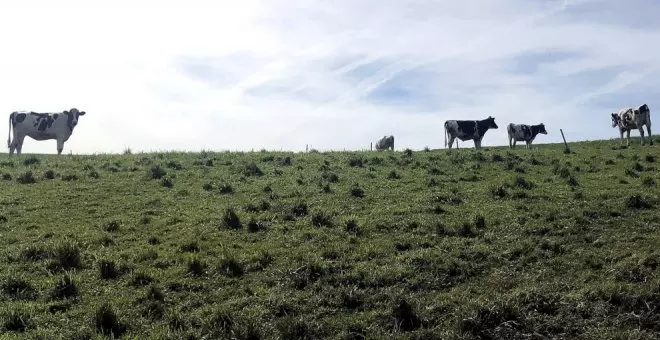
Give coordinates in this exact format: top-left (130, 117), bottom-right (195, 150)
top-left (1, 138), bottom-right (659, 339)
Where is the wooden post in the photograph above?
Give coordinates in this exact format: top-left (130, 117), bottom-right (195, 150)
top-left (560, 129), bottom-right (570, 153)
top-left (370, 142), bottom-right (373, 151)
top-left (306, 144), bottom-right (308, 153)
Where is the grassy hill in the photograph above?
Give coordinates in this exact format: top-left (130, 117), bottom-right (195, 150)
top-left (0, 137), bottom-right (659, 339)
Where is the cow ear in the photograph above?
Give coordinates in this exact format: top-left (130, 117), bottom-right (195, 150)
top-left (63, 111), bottom-right (69, 114)
top-left (79, 111), bottom-right (86, 116)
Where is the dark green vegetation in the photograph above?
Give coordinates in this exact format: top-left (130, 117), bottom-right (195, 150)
top-left (1, 138), bottom-right (659, 339)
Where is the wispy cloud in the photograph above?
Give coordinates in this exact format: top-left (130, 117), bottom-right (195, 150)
top-left (1, 0), bottom-right (659, 153)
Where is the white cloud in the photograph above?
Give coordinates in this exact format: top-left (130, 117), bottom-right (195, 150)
top-left (1, 0), bottom-right (659, 154)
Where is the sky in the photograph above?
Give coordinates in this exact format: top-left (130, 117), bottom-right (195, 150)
top-left (1, 0), bottom-right (660, 154)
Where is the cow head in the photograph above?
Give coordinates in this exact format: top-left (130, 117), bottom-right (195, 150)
top-left (538, 123), bottom-right (548, 134)
top-left (64, 108), bottom-right (86, 130)
top-left (485, 116), bottom-right (498, 129)
top-left (611, 113), bottom-right (620, 127)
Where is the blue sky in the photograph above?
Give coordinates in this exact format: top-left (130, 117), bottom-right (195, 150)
top-left (1, 0), bottom-right (660, 153)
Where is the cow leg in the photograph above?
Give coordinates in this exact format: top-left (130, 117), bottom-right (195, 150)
top-left (15, 136), bottom-right (26, 155)
top-left (15, 144), bottom-right (21, 155)
top-left (626, 130), bottom-right (631, 146)
top-left (8, 134), bottom-right (17, 155)
top-left (508, 137), bottom-right (512, 148)
top-left (647, 124), bottom-right (653, 145)
top-left (56, 139), bottom-right (65, 155)
top-left (447, 136), bottom-right (456, 149)
top-left (8, 139), bottom-right (16, 155)
top-left (639, 127), bottom-right (646, 145)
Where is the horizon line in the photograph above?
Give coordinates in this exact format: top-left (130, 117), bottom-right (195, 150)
top-left (1, 136), bottom-right (647, 157)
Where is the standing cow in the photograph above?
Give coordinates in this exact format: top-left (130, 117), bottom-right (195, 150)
top-left (611, 104), bottom-right (652, 146)
top-left (8, 108), bottom-right (87, 155)
top-left (444, 116), bottom-right (498, 150)
top-left (375, 135), bottom-right (394, 151)
top-left (507, 123), bottom-right (548, 149)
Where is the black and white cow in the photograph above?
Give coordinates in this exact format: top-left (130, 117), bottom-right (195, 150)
top-left (444, 116), bottom-right (498, 150)
top-left (8, 108), bottom-right (87, 155)
top-left (375, 135), bottom-right (394, 151)
top-left (611, 104), bottom-right (652, 146)
top-left (507, 123), bottom-right (548, 149)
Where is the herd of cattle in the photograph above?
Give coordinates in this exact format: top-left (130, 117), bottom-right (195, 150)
top-left (376, 103), bottom-right (653, 151)
top-left (5, 104), bottom-right (654, 155)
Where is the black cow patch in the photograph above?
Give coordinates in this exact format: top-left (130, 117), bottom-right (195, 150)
top-left (37, 119), bottom-right (49, 131)
top-left (15, 113), bottom-right (27, 124)
top-left (27, 112), bottom-right (57, 131)
top-left (521, 125), bottom-right (531, 138)
top-left (475, 118), bottom-right (498, 138)
top-left (65, 112), bottom-right (76, 131)
top-left (456, 121), bottom-right (477, 136)
top-left (530, 125), bottom-right (546, 137)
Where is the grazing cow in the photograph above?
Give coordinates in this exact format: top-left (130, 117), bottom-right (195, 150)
top-left (8, 108), bottom-right (86, 155)
top-left (611, 104), bottom-right (652, 146)
top-left (375, 135), bottom-right (394, 151)
top-left (507, 123), bottom-right (548, 149)
top-left (444, 116), bottom-right (498, 150)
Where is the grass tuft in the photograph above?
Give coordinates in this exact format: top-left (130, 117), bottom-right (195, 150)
top-left (311, 212), bottom-right (333, 228)
top-left (627, 195), bottom-right (654, 210)
top-left (2, 310), bottom-right (32, 332)
top-left (244, 163), bottom-right (263, 177)
top-left (219, 257), bottom-right (244, 278)
top-left (94, 303), bottom-right (126, 337)
top-left (1, 277), bottom-right (38, 300)
top-left (392, 298), bottom-right (421, 332)
top-left (23, 156), bottom-right (40, 166)
top-left (149, 165), bottom-right (166, 180)
top-left (99, 260), bottom-right (120, 280)
top-left (223, 208), bottom-right (242, 229)
top-left (17, 171), bottom-right (36, 184)
top-left (52, 275), bottom-right (78, 299)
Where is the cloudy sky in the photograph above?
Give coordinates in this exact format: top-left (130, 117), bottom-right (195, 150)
top-left (1, 0), bottom-right (659, 154)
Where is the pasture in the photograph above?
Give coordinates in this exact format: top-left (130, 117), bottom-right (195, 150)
top-left (0, 137), bottom-right (659, 339)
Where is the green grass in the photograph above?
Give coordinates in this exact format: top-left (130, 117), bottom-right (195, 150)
top-left (0, 138), bottom-right (659, 339)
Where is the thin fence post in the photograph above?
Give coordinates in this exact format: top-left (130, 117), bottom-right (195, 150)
top-left (370, 142), bottom-right (373, 151)
top-left (560, 129), bottom-right (570, 153)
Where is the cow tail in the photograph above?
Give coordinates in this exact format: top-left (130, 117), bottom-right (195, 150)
top-left (444, 121), bottom-right (448, 148)
top-left (7, 112), bottom-right (12, 149)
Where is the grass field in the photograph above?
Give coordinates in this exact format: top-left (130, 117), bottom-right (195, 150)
top-left (0, 137), bottom-right (659, 339)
